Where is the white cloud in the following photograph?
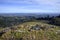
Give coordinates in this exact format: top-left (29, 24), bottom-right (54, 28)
top-left (0, 6), bottom-right (59, 13)
top-left (0, 0), bottom-right (60, 13)
top-left (34, 0), bottom-right (60, 7)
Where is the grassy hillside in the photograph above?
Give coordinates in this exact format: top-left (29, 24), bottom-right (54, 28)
top-left (0, 14), bottom-right (60, 40)
top-left (0, 21), bottom-right (60, 40)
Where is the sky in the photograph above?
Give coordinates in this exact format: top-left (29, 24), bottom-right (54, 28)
top-left (0, 0), bottom-right (60, 13)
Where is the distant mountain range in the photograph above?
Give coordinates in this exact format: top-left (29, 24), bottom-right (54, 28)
top-left (0, 13), bottom-right (60, 17)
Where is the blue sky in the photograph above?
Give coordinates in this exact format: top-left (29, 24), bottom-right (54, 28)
top-left (0, 0), bottom-right (60, 13)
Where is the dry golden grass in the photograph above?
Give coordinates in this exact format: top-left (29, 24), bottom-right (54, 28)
top-left (0, 21), bottom-right (60, 40)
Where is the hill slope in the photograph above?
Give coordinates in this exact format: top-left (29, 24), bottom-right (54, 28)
top-left (0, 21), bottom-right (60, 40)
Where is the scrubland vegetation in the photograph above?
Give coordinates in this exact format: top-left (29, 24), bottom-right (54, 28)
top-left (0, 14), bottom-right (60, 40)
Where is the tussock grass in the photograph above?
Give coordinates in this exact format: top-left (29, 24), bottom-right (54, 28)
top-left (0, 21), bottom-right (60, 40)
